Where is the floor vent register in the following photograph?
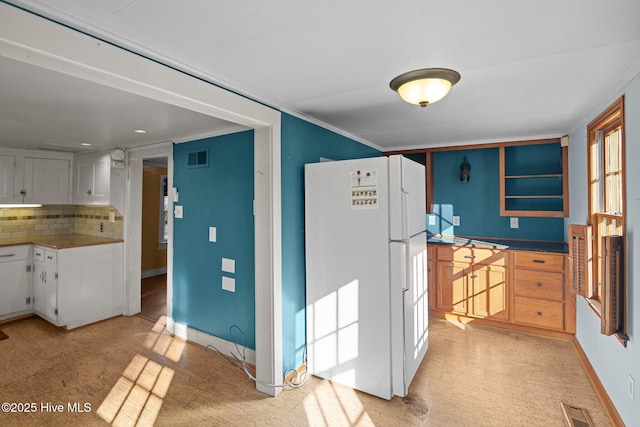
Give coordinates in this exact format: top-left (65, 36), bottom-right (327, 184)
top-left (561, 402), bottom-right (595, 427)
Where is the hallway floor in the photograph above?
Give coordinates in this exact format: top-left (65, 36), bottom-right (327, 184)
top-left (0, 314), bottom-right (611, 426)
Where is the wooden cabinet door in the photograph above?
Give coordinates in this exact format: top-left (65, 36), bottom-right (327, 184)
top-left (427, 247), bottom-right (436, 311)
top-left (471, 265), bottom-right (508, 320)
top-left (23, 157), bottom-right (70, 204)
top-left (436, 261), bottom-right (467, 315)
top-left (0, 155), bottom-right (15, 203)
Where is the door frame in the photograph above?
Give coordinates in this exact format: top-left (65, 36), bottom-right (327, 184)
top-left (0, 4), bottom-right (283, 396)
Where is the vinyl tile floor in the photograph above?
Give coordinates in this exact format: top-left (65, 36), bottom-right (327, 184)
top-left (0, 314), bottom-right (611, 426)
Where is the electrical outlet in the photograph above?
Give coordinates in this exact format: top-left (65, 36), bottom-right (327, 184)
top-left (510, 217), bottom-right (519, 229)
top-left (452, 216), bottom-right (460, 226)
top-left (629, 375), bottom-right (635, 401)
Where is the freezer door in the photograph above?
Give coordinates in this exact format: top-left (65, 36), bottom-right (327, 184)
top-left (390, 232), bottom-right (429, 397)
top-left (389, 155), bottom-right (427, 240)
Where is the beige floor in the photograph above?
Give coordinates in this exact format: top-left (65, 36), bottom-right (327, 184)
top-left (0, 312), bottom-right (611, 426)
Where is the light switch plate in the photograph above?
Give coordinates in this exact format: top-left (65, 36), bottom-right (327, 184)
top-left (174, 205), bottom-right (183, 219)
top-left (452, 216), bottom-right (460, 227)
top-left (428, 215), bottom-right (436, 226)
top-left (173, 187), bottom-right (179, 202)
top-left (510, 217), bottom-right (519, 228)
top-left (222, 257), bottom-right (235, 273)
top-left (222, 276), bottom-right (235, 292)
top-left (209, 227), bottom-right (217, 242)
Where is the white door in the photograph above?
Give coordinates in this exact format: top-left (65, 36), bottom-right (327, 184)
top-left (23, 157), bottom-right (70, 204)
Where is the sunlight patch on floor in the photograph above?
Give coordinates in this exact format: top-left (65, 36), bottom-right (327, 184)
top-left (97, 316), bottom-right (180, 426)
top-left (302, 380), bottom-right (373, 427)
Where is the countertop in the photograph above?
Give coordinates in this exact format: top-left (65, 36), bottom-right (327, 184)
top-left (0, 234), bottom-right (124, 250)
top-left (427, 236), bottom-right (568, 254)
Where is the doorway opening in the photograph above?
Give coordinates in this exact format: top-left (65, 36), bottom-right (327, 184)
top-left (140, 157), bottom-right (169, 322)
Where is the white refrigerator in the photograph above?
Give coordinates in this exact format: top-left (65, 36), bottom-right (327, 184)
top-left (304, 155), bottom-right (429, 400)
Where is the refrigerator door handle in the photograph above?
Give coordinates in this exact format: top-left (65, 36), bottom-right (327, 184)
top-left (400, 240), bottom-right (411, 292)
top-left (401, 189), bottom-right (409, 240)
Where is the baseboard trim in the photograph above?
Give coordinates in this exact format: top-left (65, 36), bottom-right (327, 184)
top-left (571, 337), bottom-right (625, 427)
top-left (432, 311), bottom-right (575, 340)
top-left (166, 318), bottom-right (256, 365)
top-left (141, 267), bottom-right (167, 279)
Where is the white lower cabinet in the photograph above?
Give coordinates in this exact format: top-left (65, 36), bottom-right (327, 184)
top-left (33, 243), bottom-right (124, 329)
top-left (0, 245), bottom-right (31, 320)
top-left (33, 246), bottom-right (58, 324)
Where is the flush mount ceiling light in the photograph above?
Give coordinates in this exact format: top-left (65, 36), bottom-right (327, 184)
top-left (134, 129), bottom-right (147, 134)
top-left (390, 68), bottom-right (461, 108)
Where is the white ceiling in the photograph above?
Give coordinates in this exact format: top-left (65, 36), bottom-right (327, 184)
top-left (2, 0), bottom-right (640, 152)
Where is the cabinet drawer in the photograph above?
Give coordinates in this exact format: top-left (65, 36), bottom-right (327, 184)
top-left (437, 246), bottom-right (506, 265)
top-left (514, 296), bottom-right (564, 330)
top-left (514, 269), bottom-right (564, 301)
top-left (44, 250), bottom-right (57, 265)
top-left (0, 245), bottom-right (30, 262)
top-left (514, 251), bottom-right (564, 272)
top-left (33, 246), bottom-right (45, 261)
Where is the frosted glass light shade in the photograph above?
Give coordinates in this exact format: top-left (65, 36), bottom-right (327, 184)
top-left (390, 68), bottom-right (460, 108)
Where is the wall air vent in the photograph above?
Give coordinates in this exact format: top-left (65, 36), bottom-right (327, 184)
top-left (187, 149), bottom-right (208, 168)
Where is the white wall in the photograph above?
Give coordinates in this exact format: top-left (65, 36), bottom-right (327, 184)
top-left (568, 72), bottom-right (640, 426)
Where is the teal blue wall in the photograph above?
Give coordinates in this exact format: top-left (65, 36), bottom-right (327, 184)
top-left (281, 113), bottom-right (380, 372)
top-left (427, 147), bottom-right (564, 241)
top-left (173, 131), bottom-right (256, 348)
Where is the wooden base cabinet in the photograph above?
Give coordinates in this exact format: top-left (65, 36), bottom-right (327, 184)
top-left (431, 244), bottom-right (575, 335)
top-left (512, 251), bottom-right (573, 333)
top-left (435, 247), bottom-right (509, 321)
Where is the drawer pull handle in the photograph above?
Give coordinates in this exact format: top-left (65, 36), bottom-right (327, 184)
top-left (0, 253), bottom-right (16, 258)
top-left (464, 255), bottom-right (475, 259)
top-left (536, 311), bottom-right (543, 316)
top-left (47, 255), bottom-right (53, 260)
top-left (532, 259), bottom-right (545, 264)
top-left (536, 282), bottom-right (542, 287)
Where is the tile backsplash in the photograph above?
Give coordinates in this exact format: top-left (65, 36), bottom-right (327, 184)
top-left (0, 205), bottom-right (123, 240)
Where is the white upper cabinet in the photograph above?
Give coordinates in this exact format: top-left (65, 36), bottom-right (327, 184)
top-left (23, 157), bottom-right (71, 204)
top-left (72, 153), bottom-right (124, 211)
top-left (73, 155), bottom-right (110, 204)
top-left (0, 150), bottom-right (71, 205)
top-left (0, 155), bottom-right (15, 203)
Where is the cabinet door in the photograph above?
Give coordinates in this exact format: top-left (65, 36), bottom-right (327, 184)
top-left (471, 265), bottom-right (508, 320)
top-left (0, 155), bottom-right (15, 203)
top-left (23, 157), bottom-right (70, 204)
top-left (33, 261), bottom-right (58, 324)
top-left (73, 156), bottom-right (110, 204)
top-left (436, 261), bottom-right (467, 315)
top-left (0, 260), bottom-right (29, 317)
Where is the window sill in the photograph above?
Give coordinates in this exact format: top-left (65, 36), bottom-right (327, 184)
top-left (586, 298), bottom-right (602, 317)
